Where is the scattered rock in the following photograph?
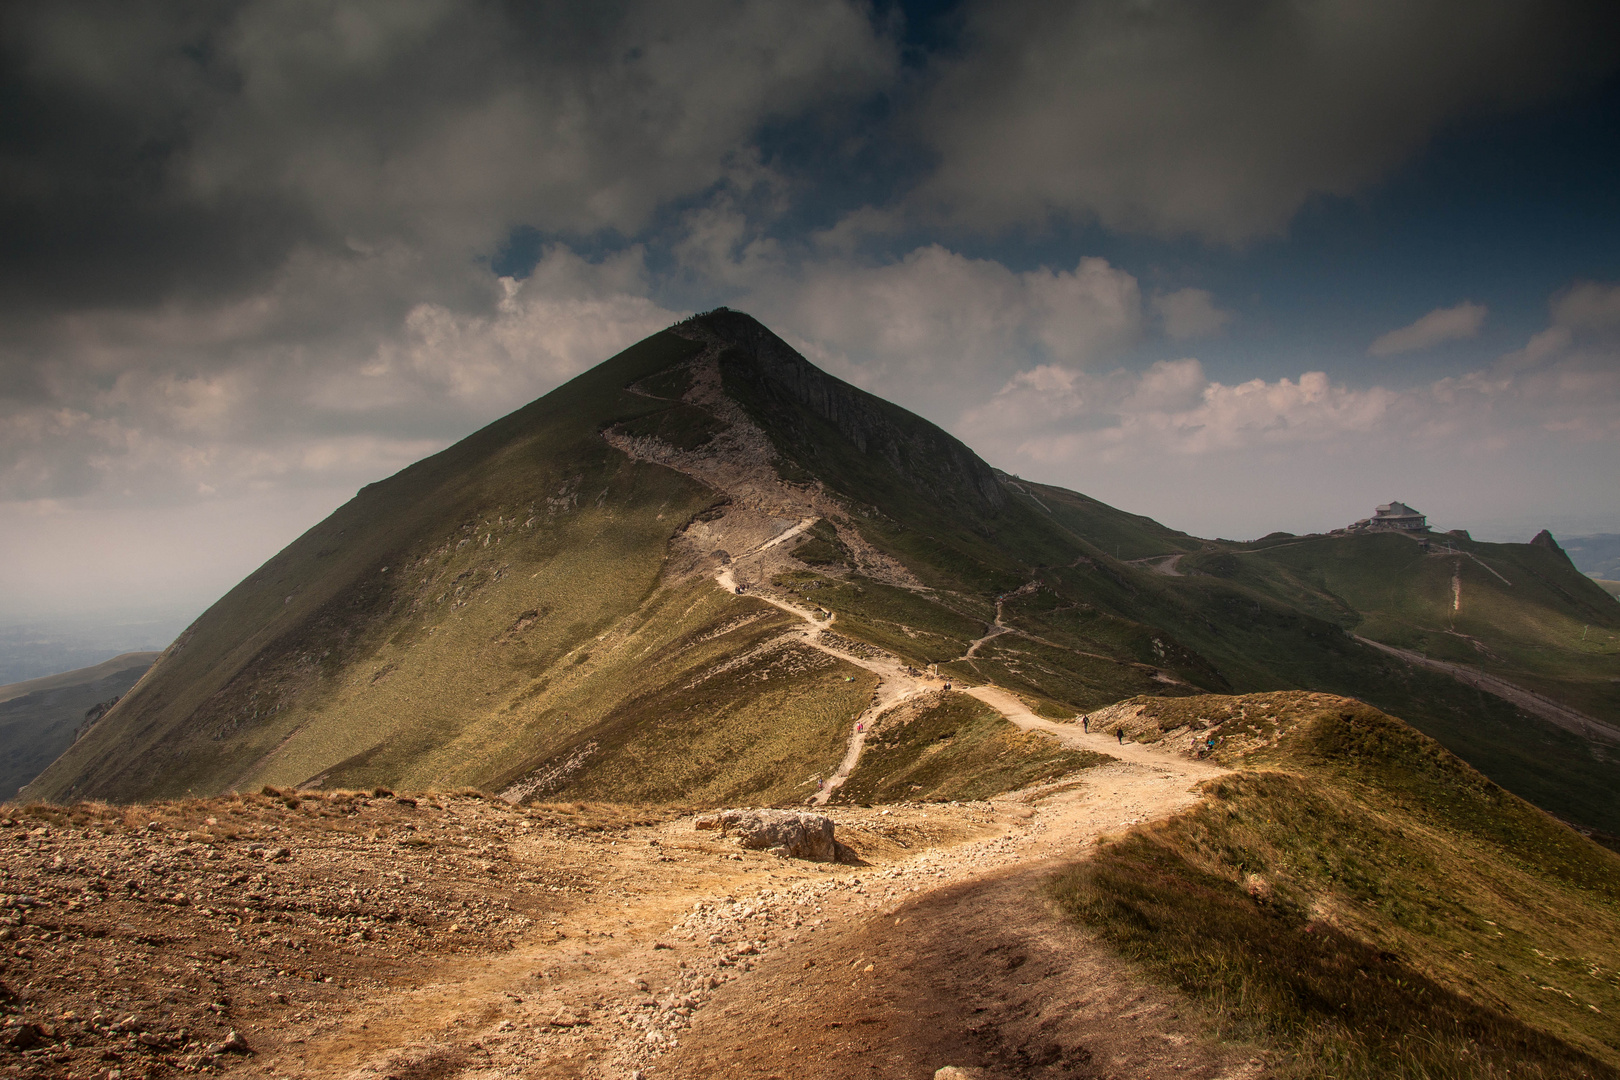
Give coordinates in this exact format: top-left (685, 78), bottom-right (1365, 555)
top-left (211, 1029), bottom-right (252, 1055)
top-left (1244, 873), bottom-right (1273, 903)
top-left (697, 809), bottom-right (837, 862)
top-left (935, 1068), bottom-right (987, 1080)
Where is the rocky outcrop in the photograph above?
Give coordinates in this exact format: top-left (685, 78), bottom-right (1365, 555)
top-left (695, 809), bottom-right (837, 862)
top-left (1530, 529), bottom-right (1575, 566)
top-left (694, 309), bottom-right (1008, 522)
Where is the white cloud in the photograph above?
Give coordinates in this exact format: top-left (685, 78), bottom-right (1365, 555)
top-left (334, 247), bottom-right (682, 412)
top-left (911, 0), bottom-right (1618, 242)
top-left (1369, 301), bottom-right (1488, 356)
top-left (729, 243), bottom-right (1144, 417)
top-left (961, 360), bottom-right (1398, 464)
top-left (949, 281), bottom-right (1620, 539)
top-left (1152, 289), bottom-right (1233, 340)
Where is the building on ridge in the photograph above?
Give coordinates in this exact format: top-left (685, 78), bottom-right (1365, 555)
top-left (1342, 501), bottom-right (1428, 533)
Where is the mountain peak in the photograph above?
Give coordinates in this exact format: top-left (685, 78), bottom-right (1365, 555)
top-left (674, 309), bottom-right (1007, 522)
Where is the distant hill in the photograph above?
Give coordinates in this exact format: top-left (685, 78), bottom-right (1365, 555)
top-left (1564, 533), bottom-right (1620, 581)
top-left (24, 312), bottom-right (1620, 838)
top-left (0, 653), bottom-right (159, 799)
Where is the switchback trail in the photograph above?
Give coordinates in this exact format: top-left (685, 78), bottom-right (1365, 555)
top-left (716, 556), bottom-right (933, 806)
top-left (719, 525), bottom-right (1192, 802)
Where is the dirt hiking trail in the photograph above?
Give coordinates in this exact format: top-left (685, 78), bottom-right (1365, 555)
top-left (227, 739), bottom-right (1248, 1080)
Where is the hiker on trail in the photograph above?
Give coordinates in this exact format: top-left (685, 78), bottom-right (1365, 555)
top-left (1082, 716), bottom-right (1089, 733)
top-left (1116, 728), bottom-right (1124, 745)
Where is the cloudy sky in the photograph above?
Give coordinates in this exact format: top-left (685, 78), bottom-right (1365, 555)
top-left (3, 0), bottom-right (1619, 624)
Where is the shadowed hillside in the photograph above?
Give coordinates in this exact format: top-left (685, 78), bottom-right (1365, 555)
top-left (0, 653), bottom-right (157, 799)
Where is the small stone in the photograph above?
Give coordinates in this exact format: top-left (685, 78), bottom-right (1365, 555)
top-left (212, 1029), bottom-right (252, 1054)
top-left (934, 1069), bottom-right (986, 1080)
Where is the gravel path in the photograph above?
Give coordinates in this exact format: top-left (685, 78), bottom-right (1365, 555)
top-left (242, 740), bottom-right (1246, 1080)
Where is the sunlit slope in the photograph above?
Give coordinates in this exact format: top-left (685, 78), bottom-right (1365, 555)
top-left (1058, 692), bottom-right (1620, 1077)
top-left (26, 332), bottom-right (758, 802)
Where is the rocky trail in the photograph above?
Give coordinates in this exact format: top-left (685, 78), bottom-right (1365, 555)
top-left (717, 528), bottom-right (1180, 803)
top-left (270, 740), bottom-right (1238, 1080)
top-left (716, 556), bottom-right (934, 808)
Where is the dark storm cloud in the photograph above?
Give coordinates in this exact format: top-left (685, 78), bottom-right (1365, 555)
top-left (0, 5), bottom-right (313, 310)
top-left (0, 0), bottom-right (894, 315)
top-left (910, 0), bottom-right (1620, 242)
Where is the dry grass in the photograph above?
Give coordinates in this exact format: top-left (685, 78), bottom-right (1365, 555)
top-left (1052, 693), bottom-right (1620, 1078)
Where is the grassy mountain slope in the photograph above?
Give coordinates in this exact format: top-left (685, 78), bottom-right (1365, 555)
top-left (0, 653), bottom-right (157, 799)
top-left (20, 312), bottom-right (1620, 839)
top-left (1056, 692), bottom-right (1620, 1078)
top-left (26, 332), bottom-right (744, 801)
top-left (1206, 531), bottom-right (1620, 718)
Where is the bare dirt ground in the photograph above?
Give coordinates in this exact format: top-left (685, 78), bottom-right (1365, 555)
top-left (0, 733), bottom-right (1256, 1080)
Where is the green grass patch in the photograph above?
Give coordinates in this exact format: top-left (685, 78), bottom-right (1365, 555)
top-left (614, 402), bottom-right (725, 451)
top-left (774, 572), bottom-right (986, 665)
top-left (527, 636), bottom-right (878, 807)
top-left (791, 517), bottom-right (853, 567)
top-left (833, 690), bottom-right (1108, 803)
top-left (964, 638), bottom-right (1172, 712)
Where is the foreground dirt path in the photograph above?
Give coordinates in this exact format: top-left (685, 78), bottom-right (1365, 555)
top-left (0, 736), bottom-right (1248, 1079)
top-left (221, 737), bottom-right (1244, 1080)
top-left (660, 761), bottom-right (1260, 1080)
